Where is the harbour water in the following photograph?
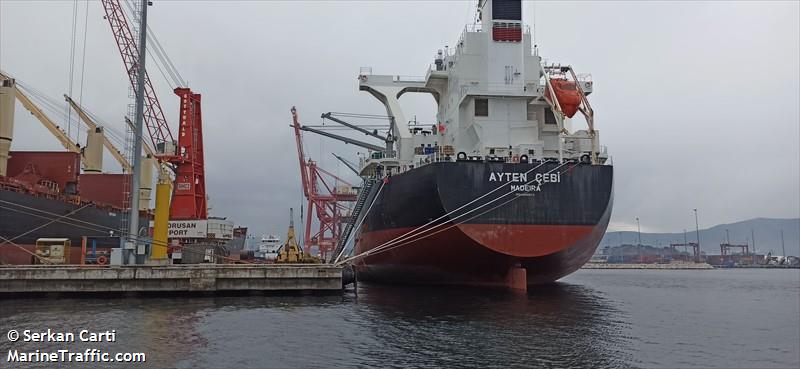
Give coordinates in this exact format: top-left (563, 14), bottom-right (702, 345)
top-left (1, 269), bottom-right (798, 369)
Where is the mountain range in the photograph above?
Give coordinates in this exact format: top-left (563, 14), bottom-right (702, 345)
top-left (601, 218), bottom-right (799, 256)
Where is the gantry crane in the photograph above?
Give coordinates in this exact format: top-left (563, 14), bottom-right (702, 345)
top-left (291, 107), bottom-right (357, 260)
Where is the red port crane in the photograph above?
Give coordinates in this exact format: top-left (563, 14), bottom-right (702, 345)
top-left (100, 0), bottom-right (206, 220)
top-left (171, 88), bottom-right (207, 219)
top-left (291, 107), bottom-right (357, 260)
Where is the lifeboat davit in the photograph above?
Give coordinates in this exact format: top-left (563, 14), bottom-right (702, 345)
top-left (545, 79), bottom-right (581, 118)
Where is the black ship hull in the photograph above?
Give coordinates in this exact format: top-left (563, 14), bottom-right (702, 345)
top-left (354, 161), bottom-right (614, 288)
top-left (0, 189), bottom-right (142, 264)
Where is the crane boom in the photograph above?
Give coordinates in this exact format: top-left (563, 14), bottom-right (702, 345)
top-left (299, 126), bottom-right (385, 152)
top-left (12, 85), bottom-right (81, 154)
top-left (64, 95), bottom-right (132, 172)
top-left (291, 107), bottom-right (310, 198)
top-left (100, 0), bottom-right (175, 156)
top-left (332, 153), bottom-right (360, 176)
top-left (102, 0), bottom-right (207, 220)
top-left (321, 112), bottom-right (390, 142)
top-left (123, 117), bottom-right (156, 158)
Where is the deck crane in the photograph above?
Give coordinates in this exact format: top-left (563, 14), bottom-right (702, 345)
top-left (64, 95), bottom-right (164, 181)
top-left (0, 73), bottom-right (102, 173)
top-left (332, 153), bottom-right (360, 176)
top-left (64, 95), bottom-right (132, 173)
top-left (0, 72), bottom-right (161, 211)
top-left (67, 95), bottom-right (166, 211)
top-left (291, 107), bottom-right (357, 260)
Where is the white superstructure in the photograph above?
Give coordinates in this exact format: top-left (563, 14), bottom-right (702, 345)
top-left (357, 0), bottom-right (606, 177)
top-left (255, 234), bottom-right (282, 260)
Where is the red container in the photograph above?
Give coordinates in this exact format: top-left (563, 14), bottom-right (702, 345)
top-left (78, 173), bottom-right (128, 209)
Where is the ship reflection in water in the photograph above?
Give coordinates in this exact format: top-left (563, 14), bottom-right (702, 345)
top-left (1, 270), bottom-right (798, 369)
top-left (355, 283), bottom-right (631, 369)
top-left (0, 283), bottom-right (629, 369)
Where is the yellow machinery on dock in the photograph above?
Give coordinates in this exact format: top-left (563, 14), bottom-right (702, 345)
top-left (33, 238), bottom-right (71, 265)
top-left (276, 208), bottom-right (320, 264)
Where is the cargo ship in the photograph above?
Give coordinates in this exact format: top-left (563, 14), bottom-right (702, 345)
top-left (0, 77), bottom-right (245, 264)
top-left (343, 0), bottom-right (614, 289)
top-left (0, 152), bottom-right (146, 264)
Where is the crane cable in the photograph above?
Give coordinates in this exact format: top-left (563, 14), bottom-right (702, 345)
top-left (349, 190), bottom-right (522, 264)
top-left (122, 0), bottom-right (186, 88)
top-left (344, 160), bottom-right (554, 262)
top-left (0, 203), bottom-right (91, 246)
top-left (337, 162), bottom-right (568, 265)
top-left (0, 200), bottom-right (250, 264)
top-left (0, 2), bottom-right (3, 71)
top-left (0, 200), bottom-right (255, 264)
top-left (332, 180), bottom-right (385, 264)
top-left (336, 161), bottom-right (570, 265)
top-left (66, 0), bottom-right (79, 140)
top-left (12, 79), bottom-right (129, 151)
top-left (0, 203), bottom-right (92, 263)
top-left (76, 0), bottom-right (90, 138)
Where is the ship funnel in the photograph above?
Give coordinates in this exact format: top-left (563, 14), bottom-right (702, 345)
top-left (480, 0), bottom-right (523, 42)
top-left (83, 127), bottom-right (104, 173)
top-left (139, 154), bottom-right (155, 211)
top-left (0, 78), bottom-right (15, 177)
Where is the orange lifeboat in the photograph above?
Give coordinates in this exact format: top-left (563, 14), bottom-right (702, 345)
top-left (545, 79), bottom-right (581, 118)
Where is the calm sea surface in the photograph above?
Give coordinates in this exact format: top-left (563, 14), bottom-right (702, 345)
top-left (1, 269), bottom-right (798, 369)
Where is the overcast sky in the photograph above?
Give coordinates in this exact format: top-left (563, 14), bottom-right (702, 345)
top-left (0, 0), bottom-right (798, 237)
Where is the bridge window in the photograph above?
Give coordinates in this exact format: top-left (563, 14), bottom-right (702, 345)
top-left (545, 107), bottom-right (557, 125)
top-left (527, 104), bottom-right (536, 120)
top-left (475, 98), bottom-right (489, 117)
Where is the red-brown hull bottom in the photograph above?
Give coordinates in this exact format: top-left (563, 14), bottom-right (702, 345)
top-left (355, 221), bottom-right (609, 288)
top-left (0, 244), bottom-right (89, 265)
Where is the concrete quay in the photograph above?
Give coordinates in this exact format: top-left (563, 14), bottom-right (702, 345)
top-left (0, 264), bottom-right (344, 294)
top-left (581, 262), bottom-right (714, 270)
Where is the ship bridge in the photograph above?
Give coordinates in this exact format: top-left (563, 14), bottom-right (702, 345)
top-left (355, 0), bottom-right (607, 173)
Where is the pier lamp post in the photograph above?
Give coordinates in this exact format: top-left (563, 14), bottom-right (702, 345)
top-left (636, 217), bottom-right (642, 245)
top-left (693, 209), bottom-right (701, 262)
top-left (636, 217), bottom-right (642, 263)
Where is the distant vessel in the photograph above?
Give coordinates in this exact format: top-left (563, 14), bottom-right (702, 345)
top-left (345, 0), bottom-right (614, 289)
top-left (255, 234), bottom-right (282, 261)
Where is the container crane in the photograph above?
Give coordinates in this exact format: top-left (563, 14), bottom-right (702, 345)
top-left (291, 107), bottom-right (357, 260)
